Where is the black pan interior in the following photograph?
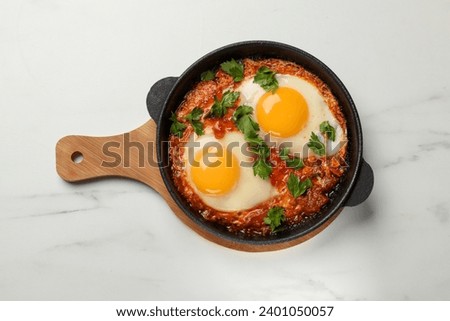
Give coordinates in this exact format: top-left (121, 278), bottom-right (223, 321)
top-left (156, 41), bottom-right (362, 246)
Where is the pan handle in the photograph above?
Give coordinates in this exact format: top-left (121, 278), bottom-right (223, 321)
top-left (146, 77), bottom-right (178, 122)
top-left (55, 120), bottom-right (167, 195)
top-left (344, 158), bottom-right (374, 207)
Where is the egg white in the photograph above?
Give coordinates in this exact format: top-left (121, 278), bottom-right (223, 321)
top-left (238, 74), bottom-right (346, 157)
top-left (183, 129), bottom-right (278, 212)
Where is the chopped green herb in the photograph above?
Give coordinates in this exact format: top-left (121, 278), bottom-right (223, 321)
top-left (279, 147), bottom-right (290, 160)
top-left (253, 66), bottom-right (278, 93)
top-left (264, 207), bottom-right (286, 232)
top-left (253, 158), bottom-right (272, 180)
top-left (232, 105), bottom-right (260, 139)
top-left (287, 174), bottom-right (300, 198)
top-left (185, 107), bottom-right (203, 122)
top-left (170, 113), bottom-right (187, 137)
top-left (220, 59), bottom-right (244, 82)
top-left (209, 91), bottom-right (240, 118)
top-left (222, 90), bottom-right (240, 107)
top-left (320, 121), bottom-right (336, 141)
top-left (232, 104), bottom-right (272, 180)
top-left (190, 122), bottom-right (204, 136)
top-left (200, 70), bottom-right (215, 81)
top-left (307, 132), bottom-right (326, 156)
top-left (232, 105), bottom-right (253, 122)
top-left (250, 140), bottom-right (270, 158)
top-left (279, 147), bottom-right (303, 169)
top-left (287, 173), bottom-right (312, 198)
top-left (250, 140), bottom-right (272, 179)
top-left (245, 132), bottom-right (265, 145)
top-left (286, 157), bottom-right (304, 170)
top-left (185, 107), bottom-right (204, 136)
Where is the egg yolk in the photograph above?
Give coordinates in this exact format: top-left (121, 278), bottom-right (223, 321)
top-left (190, 145), bottom-right (240, 195)
top-left (256, 87), bottom-right (309, 138)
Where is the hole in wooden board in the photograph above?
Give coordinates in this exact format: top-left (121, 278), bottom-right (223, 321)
top-left (71, 151), bottom-right (84, 164)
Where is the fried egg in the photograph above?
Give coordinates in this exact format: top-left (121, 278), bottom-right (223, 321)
top-left (183, 129), bottom-right (277, 212)
top-left (238, 74), bottom-right (346, 156)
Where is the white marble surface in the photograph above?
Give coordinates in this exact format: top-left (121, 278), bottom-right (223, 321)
top-left (1, 0), bottom-right (449, 300)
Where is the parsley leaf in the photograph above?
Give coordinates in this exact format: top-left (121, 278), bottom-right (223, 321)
top-left (232, 104), bottom-right (272, 180)
top-left (185, 107), bottom-right (204, 136)
top-left (220, 59), bottom-right (244, 82)
top-left (320, 121), bottom-right (336, 141)
top-left (170, 113), bottom-right (187, 137)
top-left (253, 66), bottom-right (278, 93)
top-left (250, 141), bottom-right (270, 158)
top-left (286, 157), bottom-right (304, 170)
top-left (279, 147), bottom-right (303, 169)
top-left (185, 107), bottom-right (202, 121)
top-left (209, 91), bottom-right (240, 118)
top-left (247, 141), bottom-right (272, 179)
top-left (232, 105), bottom-right (260, 139)
top-left (210, 96), bottom-right (226, 118)
top-left (287, 173), bottom-right (312, 198)
top-left (253, 158), bottom-right (272, 180)
top-left (191, 122), bottom-right (204, 136)
top-left (279, 147), bottom-right (290, 160)
top-left (222, 90), bottom-right (240, 108)
top-left (252, 145), bottom-right (271, 179)
top-left (287, 173), bottom-right (301, 198)
top-left (307, 132), bottom-right (326, 156)
top-left (264, 207), bottom-right (285, 232)
top-left (232, 105), bottom-right (253, 121)
top-left (200, 70), bottom-right (215, 81)
top-left (251, 141), bottom-right (272, 179)
top-left (299, 177), bottom-right (313, 196)
top-left (245, 132), bottom-right (265, 145)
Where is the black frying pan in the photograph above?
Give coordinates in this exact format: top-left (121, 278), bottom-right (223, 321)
top-left (145, 41), bottom-right (374, 250)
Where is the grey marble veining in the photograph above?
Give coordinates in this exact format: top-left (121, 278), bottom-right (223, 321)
top-left (1, 0), bottom-right (450, 301)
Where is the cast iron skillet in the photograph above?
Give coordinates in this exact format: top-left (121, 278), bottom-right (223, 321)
top-left (146, 41), bottom-right (374, 249)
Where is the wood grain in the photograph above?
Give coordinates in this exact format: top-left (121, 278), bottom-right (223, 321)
top-left (56, 120), bottom-right (165, 192)
top-left (55, 120), bottom-right (337, 252)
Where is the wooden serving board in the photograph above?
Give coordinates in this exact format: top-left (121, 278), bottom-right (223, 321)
top-left (56, 120), bottom-right (339, 252)
top-left (56, 120), bottom-right (165, 192)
